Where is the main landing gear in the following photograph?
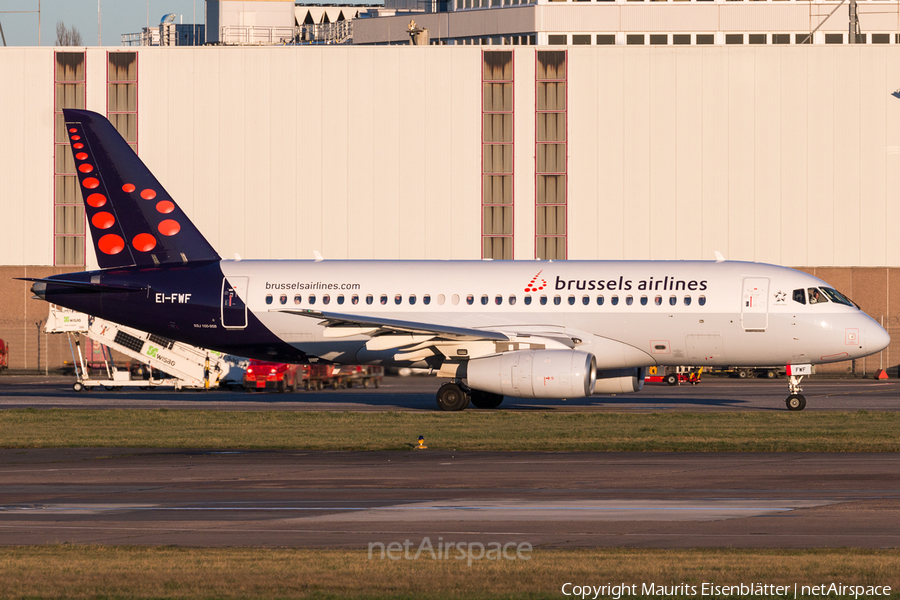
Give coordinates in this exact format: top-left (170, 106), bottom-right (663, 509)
top-left (435, 381), bottom-right (504, 411)
top-left (785, 374), bottom-right (806, 411)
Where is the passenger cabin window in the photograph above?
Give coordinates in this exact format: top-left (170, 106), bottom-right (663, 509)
top-left (611, 296), bottom-right (619, 306)
top-left (808, 288), bottom-right (827, 304)
top-left (625, 295), bottom-right (633, 306)
top-left (669, 295), bottom-right (677, 306)
top-left (495, 295), bottom-right (503, 305)
top-left (554, 295), bottom-right (562, 306)
top-left (294, 295), bottom-right (301, 305)
top-left (508, 295), bottom-right (516, 305)
top-left (380, 295), bottom-right (388, 305)
top-left (684, 296), bottom-right (691, 306)
top-left (568, 295), bottom-right (575, 305)
top-left (265, 294), bottom-right (273, 305)
top-left (540, 295), bottom-right (548, 305)
top-left (640, 296), bottom-right (648, 306)
top-left (467, 295), bottom-right (475, 305)
top-left (394, 295), bottom-right (402, 305)
top-left (698, 296), bottom-right (706, 306)
top-left (352, 295), bottom-right (359, 305)
top-left (337, 295), bottom-right (344, 305)
top-left (481, 295), bottom-right (489, 305)
top-left (323, 295), bottom-right (330, 305)
top-left (366, 295), bottom-right (374, 305)
top-left (409, 295), bottom-right (417, 305)
top-left (423, 295), bottom-right (431, 305)
top-left (597, 295), bottom-right (604, 306)
top-left (524, 295), bottom-right (532, 305)
top-left (582, 295), bottom-right (589, 306)
top-left (309, 295), bottom-right (316, 304)
top-left (280, 294), bottom-right (287, 304)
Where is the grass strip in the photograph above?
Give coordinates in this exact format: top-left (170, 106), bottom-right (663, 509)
top-left (1, 409), bottom-right (900, 451)
top-left (0, 546), bottom-right (898, 600)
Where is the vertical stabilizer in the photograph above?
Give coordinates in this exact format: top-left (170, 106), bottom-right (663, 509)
top-left (63, 109), bottom-right (220, 268)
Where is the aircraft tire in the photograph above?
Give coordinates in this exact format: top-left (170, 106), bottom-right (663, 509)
top-left (436, 383), bottom-right (470, 411)
top-left (766, 370), bottom-right (777, 379)
top-left (470, 389), bottom-right (504, 409)
top-left (73, 382), bottom-right (83, 392)
top-left (785, 394), bottom-right (806, 411)
top-left (665, 374), bottom-right (678, 386)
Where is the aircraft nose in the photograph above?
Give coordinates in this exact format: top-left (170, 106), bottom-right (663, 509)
top-left (867, 321), bottom-right (891, 354)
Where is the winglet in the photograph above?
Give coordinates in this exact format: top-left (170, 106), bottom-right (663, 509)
top-left (314, 251), bottom-right (324, 262)
top-left (714, 251), bottom-right (725, 263)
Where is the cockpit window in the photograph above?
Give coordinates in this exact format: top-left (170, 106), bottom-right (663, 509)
top-left (821, 287), bottom-right (855, 307)
top-left (793, 289), bottom-right (806, 305)
top-left (808, 288), bottom-right (828, 304)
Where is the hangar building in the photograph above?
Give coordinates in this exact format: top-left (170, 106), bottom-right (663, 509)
top-left (0, 45), bottom-right (897, 375)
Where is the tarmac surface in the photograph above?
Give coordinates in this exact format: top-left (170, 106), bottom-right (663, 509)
top-left (1, 449), bottom-right (899, 548)
top-left (1, 374), bottom-right (899, 412)
top-left (1, 375), bottom-right (899, 549)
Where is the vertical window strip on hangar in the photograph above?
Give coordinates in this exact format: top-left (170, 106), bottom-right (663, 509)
top-left (53, 51), bottom-right (87, 267)
top-left (535, 50), bottom-right (567, 260)
top-left (107, 52), bottom-right (138, 154)
top-left (482, 50), bottom-right (514, 260)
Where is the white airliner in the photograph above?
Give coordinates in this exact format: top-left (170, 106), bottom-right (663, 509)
top-left (28, 110), bottom-right (891, 411)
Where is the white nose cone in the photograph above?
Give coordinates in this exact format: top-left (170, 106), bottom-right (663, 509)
top-left (867, 322), bottom-right (891, 354)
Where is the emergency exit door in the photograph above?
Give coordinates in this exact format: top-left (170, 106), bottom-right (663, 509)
top-left (741, 277), bottom-right (769, 330)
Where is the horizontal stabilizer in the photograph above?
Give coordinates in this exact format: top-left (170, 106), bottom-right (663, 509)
top-left (18, 277), bottom-right (148, 294)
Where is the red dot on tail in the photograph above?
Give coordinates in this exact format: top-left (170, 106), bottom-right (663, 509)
top-left (78, 164), bottom-right (94, 173)
top-left (140, 189), bottom-right (156, 200)
top-left (98, 234), bottom-right (125, 255)
top-left (158, 219), bottom-right (181, 236)
top-left (122, 183), bottom-right (136, 193)
top-left (156, 200), bottom-right (175, 214)
top-left (71, 135), bottom-right (80, 141)
top-left (83, 177), bottom-right (99, 189)
top-left (73, 143), bottom-right (84, 150)
top-left (86, 193), bottom-right (107, 208)
top-left (132, 233), bottom-right (157, 252)
top-left (91, 212), bottom-right (115, 230)
top-left (68, 128), bottom-right (77, 133)
top-left (75, 152), bottom-right (88, 160)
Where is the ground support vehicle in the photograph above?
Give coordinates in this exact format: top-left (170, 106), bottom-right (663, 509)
top-left (243, 360), bottom-right (299, 392)
top-left (337, 365), bottom-right (384, 388)
top-left (646, 366), bottom-right (703, 385)
top-left (709, 366), bottom-right (785, 379)
top-left (45, 304), bottom-right (230, 391)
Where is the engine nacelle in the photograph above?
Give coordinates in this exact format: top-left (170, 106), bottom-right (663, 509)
top-left (465, 349), bottom-right (597, 399)
top-left (594, 367), bottom-right (645, 394)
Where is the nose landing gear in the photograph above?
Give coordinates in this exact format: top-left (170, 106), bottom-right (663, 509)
top-left (785, 374), bottom-right (806, 411)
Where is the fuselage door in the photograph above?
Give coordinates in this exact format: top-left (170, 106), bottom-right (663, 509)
top-left (741, 277), bottom-right (769, 330)
top-left (221, 276), bottom-right (249, 329)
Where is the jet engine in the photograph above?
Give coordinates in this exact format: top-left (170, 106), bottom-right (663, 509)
top-left (593, 367), bottom-right (645, 394)
top-left (465, 349), bottom-right (596, 399)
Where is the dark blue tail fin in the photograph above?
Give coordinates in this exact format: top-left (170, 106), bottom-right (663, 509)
top-left (63, 109), bottom-right (220, 269)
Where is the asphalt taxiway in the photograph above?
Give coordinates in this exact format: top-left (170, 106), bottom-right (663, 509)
top-left (1, 449), bottom-right (899, 548)
top-left (1, 375), bottom-right (898, 411)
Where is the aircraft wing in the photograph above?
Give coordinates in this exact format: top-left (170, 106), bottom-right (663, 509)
top-left (269, 309), bottom-right (512, 342)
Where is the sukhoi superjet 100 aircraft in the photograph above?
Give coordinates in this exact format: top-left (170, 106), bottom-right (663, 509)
top-left (26, 110), bottom-right (890, 411)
